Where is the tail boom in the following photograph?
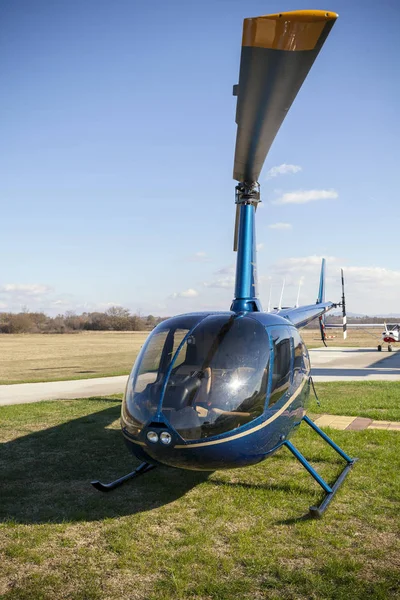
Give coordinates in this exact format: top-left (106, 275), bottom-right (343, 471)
top-left (276, 301), bottom-right (335, 329)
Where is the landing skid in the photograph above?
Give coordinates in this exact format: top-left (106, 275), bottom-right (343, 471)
top-left (91, 461), bottom-right (156, 492)
top-left (284, 415), bottom-right (357, 518)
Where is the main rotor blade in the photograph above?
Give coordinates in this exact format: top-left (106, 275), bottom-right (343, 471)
top-left (233, 10), bottom-right (338, 183)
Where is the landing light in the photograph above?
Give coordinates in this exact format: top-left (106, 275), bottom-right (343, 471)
top-left (147, 431), bottom-right (158, 443)
top-left (160, 432), bottom-right (172, 445)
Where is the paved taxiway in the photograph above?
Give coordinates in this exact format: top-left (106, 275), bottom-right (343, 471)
top-left (310, 347), bottom-right (400, 381)
top-left (0, 375), bottom-right (128, 407)
top-left (0, 347), bottom-right (399, 406)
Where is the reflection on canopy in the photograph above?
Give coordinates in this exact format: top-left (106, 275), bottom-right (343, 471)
top-left (161, 315), bottom-right (270, 440)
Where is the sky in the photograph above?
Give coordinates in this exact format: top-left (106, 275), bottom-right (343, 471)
top-left (1, 0), bottom-right (400, 317)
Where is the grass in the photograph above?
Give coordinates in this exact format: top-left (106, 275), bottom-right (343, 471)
top-left (0, 331), bottom-right (149, 384)
top-left (0, 328), bottom-right (385, 385)
top-left (1, 394), bottom-right (399, 599)
top-left (310, 381), bottom-right (400, 421)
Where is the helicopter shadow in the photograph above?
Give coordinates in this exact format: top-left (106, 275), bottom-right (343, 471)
top-left (210, 478), bottom-right (312, 496)
top-left (0, 400), bottom-right (208, 525)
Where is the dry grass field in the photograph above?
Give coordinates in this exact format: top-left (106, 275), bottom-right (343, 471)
top-left (301, 328), bottom-right (382, 349)
top-left (0, 331), bottom-right (149, 385)
top-left (0, 328), bottom-right (383, 385)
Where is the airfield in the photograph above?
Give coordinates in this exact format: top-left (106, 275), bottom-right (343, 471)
top-left (1, 344), bottom-right (400, 406)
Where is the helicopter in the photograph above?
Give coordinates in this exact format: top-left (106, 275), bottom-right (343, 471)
top-left (92, 9), bottom-right (356, 517)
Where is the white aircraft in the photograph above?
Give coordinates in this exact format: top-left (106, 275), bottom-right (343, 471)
top-left (379, 324), bottom-right (400, 352)
top-left (335, 322), bottom-right (400, 352)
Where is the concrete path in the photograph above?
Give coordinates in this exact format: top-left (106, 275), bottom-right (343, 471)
top-left (0, 375), bottom-right (128, 407)
top-left (314, 413), bottom-right (400, 431)
top-left (310, 347), bottom-right (400, 381)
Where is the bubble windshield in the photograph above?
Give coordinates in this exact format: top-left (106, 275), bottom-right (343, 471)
top-left (161, 315), bottom-right (270, 440)
top-left (122, 315), bottom-right (204, 436)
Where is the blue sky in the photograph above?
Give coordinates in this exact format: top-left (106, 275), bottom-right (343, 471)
top-left (1, 0), bottom-right (400, 316)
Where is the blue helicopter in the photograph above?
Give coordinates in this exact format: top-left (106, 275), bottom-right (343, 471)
top-left (92, 10), bottom-right (356, 517)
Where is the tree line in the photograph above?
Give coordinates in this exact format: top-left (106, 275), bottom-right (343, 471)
top-left (305, 315), bottom-right (400, 329)
top-left (0, 307), bottom-right (166, 334)
top-left (2, 308), bottom-right (398, 334)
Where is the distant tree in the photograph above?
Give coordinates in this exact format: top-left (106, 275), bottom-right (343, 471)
top-left (64, 311), bottom-right (85, 331)
top-left (130, 314), bottom-right (146, 331)
top-left (84, 312), bottom-right (112, 331)
top-left (105, 306), bottom-right (131, 330)
top-left (6, 313), bottom-right (35, 333)
top-left (146, 314), bottom-right (157, 329)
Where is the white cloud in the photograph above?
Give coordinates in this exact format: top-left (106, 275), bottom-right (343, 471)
top-left (170, 288), bottom-right (199, 299)
top-left (266, 164), bottom-right (302, 179)
top-left (273, 189), bottom-right (338, 205)
top-left (214, 265), bottom-right (235, 276)
top-left (261, 256), bottom-right (400, 314)
top-left (267, 256), bottom-right (338, 288)
top-left (268, 222), bottom-right (292, 230)
top-left (204, 275), bottom-right (235, 289)
top-left (343, 266), bottom-right (400, 287)
top-left (0, 283), bottom-right (52, 295)
top-left (256, 243), bottom-right (264, 251)
top-left (272, 255), bottom-right (338, 276)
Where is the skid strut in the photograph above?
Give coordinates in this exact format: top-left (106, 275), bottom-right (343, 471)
top-left (91, 461), bottom-right (156, 493)
top-left (284, 415), bottom-right (357, 517)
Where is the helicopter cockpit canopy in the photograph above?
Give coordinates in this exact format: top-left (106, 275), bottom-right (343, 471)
top-left (123, 313), bottom-right (306, 442)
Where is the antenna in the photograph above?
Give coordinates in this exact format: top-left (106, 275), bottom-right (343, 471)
top-left (267, 286), bottom-right (272, 312)
top-left (278, 279), bottom-right (285, 310)
top-left (295, 279), bottom-right (303, 308)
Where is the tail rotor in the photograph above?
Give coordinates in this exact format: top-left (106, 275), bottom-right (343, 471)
top-left (316, 258), bottom-right (327, 346)
top-left (319, 316), bottom-right (327, 347)
top-left (341, 269), bottom-right (347, 340)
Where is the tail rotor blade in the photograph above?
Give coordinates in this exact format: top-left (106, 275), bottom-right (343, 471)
top-left (319, 316), bottom-right (327, 347)
top-left (341, 268), bottom-right (347, 340)
top-left (233, 10), bottom-right (338, 183)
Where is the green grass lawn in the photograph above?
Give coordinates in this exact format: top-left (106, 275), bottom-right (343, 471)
top-left (310, 381), bottom-right (400, 421)
top-left (1, 394), bottom-right (399, 599)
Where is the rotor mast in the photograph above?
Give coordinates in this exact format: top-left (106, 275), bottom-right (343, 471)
top-left (231, 181), bottom-right (262, 313)
top-left (230, 10), bottom-right (338, 313)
